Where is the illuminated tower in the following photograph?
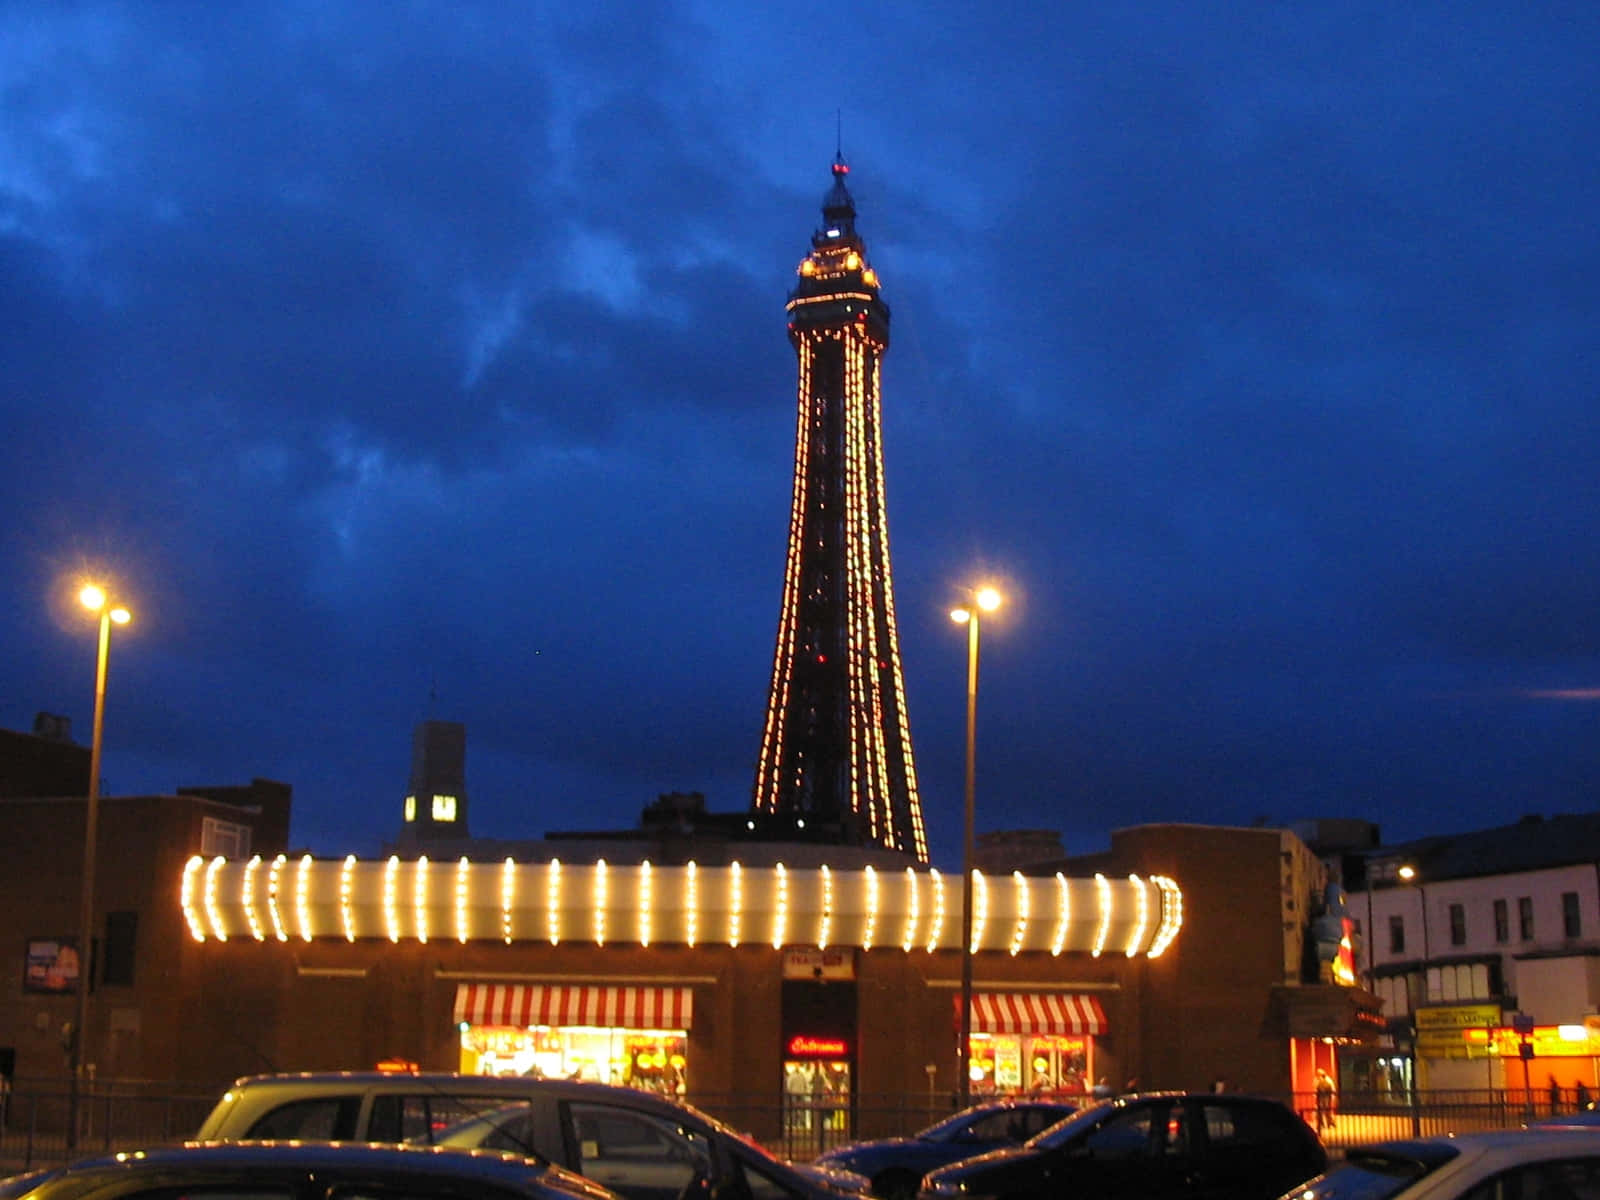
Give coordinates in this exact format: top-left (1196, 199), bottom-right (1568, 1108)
top-left (751, 154), bottom-right (928, 863)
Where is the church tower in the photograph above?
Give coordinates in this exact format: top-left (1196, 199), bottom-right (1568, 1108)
top-left (751, 155), bottom-right (928, 863)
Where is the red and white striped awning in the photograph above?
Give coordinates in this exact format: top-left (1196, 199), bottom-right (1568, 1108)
top-left (956, 992), bottom-right (1108, 1036)
top-left (453, 983), bottom-right (693, 1030)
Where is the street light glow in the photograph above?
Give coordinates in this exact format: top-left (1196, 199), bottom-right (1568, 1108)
top-left (79, 583), bottom-right (131, 625)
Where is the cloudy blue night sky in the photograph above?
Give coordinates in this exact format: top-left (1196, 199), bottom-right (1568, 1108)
top-left (5, 2), bottom-right (1598, 869)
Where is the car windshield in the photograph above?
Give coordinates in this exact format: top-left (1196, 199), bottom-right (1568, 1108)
top-left (1282, 1143), bottom-right (1459, 1200)
top-left (1027, 1100), bottom-right (1116, 1149)
top-left (915, 1110), bottom-right (991, 1142)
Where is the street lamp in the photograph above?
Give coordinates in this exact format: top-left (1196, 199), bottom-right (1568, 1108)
top-left (950, 585), bottom-right (1001, 1109)
top-left (68, 583), bottom-right (130, 1149)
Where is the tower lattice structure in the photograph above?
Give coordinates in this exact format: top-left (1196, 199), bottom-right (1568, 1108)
top-left (751, 155), bottom-right (928, 863)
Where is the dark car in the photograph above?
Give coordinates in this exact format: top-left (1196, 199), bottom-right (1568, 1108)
top-left (919, 1092), bottom-right (1326, 1200)
top-left (195, 1072), bottom-right (867, 1200)
top-left (812, 1100), bottom-right (1079, 1200)
top-left (0, 1140), bottom-right (619, 1200)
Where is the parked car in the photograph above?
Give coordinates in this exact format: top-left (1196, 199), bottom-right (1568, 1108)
top-left (1534, 1104), bottom-right (1600, 1127)
top-left (1276, 1129), bottom-right (1600, 1199)
top-left (195, 1072), bottom-right (867, 1200)
top-left (919, 1091), bottom-right (1326, 1200)
top-left (812, 1099), bottom-right (1079, 1200)
top-left (0, 1140), bottom-right (618, 1200)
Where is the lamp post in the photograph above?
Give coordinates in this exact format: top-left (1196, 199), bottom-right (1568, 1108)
top-left (68, 583), bottom-right (130, 1150)
top-left (950, 585), bottom-right (1001, 1109)
top-left (1398, 863), bottom-right (1426, 1135)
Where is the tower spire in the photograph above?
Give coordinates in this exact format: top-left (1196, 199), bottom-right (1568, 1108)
top-left (751, 157), bottom-right (928, 862)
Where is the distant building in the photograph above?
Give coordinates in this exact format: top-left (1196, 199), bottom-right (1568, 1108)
top-left (0, 767), bottom-right (290, 1085)
top-left (395, 719), bottom-right (469, 844)
top-left (1348, 812), bottom-right (1600, 1102)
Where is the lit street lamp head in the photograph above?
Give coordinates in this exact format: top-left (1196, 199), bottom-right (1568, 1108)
top-left (950, 585), bottom-right (1003, 626)
top-left (79, 583), bottom-right (131, 625)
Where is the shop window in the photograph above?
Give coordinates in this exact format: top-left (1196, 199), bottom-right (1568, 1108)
top-left (1448, 903), bottom-right (1466, 947)
top-left (1564, 892), bottom-right (1582, 939)
top-left (1494, 899), bottom-right (1509, 944)
top-left (1519, 897), bottom-right (1535, 941)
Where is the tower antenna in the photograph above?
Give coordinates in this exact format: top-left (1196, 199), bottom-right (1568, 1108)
top-left (835, 109), bottom-right (842, 160)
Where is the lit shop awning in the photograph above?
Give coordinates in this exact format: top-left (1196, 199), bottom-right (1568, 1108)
top-left (454, 983), bottom-right (694, 1030)
top-left (957, 992), bottom-right (1108, 1036)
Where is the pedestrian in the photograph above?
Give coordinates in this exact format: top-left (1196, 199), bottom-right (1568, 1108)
top-left (1551, 1078), bottom-right (1564, 1114)
top-left (1314, 1068), bottom-right (1336, 1133)
top-left (1578, 1081), bottom-right (1592, 1110)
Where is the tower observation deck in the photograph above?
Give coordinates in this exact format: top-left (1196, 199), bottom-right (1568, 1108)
top-left (751, 155), bottom-right (929, 863)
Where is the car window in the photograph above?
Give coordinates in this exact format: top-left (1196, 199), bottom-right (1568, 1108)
top-left (964, 1112), bottom-right (1020, 1140)
top-left (568, 1102), bottom-right (711, 1200)
top-left (1200, 1101), bottom-right (1296, 1150)
top-left (246, 1097), bottom-right (361, 1140)
top-left (370, 1093), bottom-right (516, 1144)
top-left (1082, 1106), bottom-right (1154, 1160)
top-left (1458, 1157), bottom-right (1600, 1200)
top-left (736, 1155), bottom-right (810, 1200)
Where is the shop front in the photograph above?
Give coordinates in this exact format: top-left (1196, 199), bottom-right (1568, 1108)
top-left (957, 992), bottom-right (1107, 1098)
top-left (453, 982), bottom-right (692, 1096)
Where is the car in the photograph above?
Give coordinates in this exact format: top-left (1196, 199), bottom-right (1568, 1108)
top-left (811, 1099), bottom-right (1079, 1200)
top-left (0, 1140), bottom-right (619, 1200)
top-left (194, 1071), bottom-right (868, 1200)
top-left (1535, 1104), bottom-right (1600, 1128)
top-left (918, 1091), bottom-right (1326, 1200)
top-left (1276, 1128), bottom-right (1600, 1199)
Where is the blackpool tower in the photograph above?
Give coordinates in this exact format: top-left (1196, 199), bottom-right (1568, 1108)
top-left (751, 154), bottom-right (929, 863)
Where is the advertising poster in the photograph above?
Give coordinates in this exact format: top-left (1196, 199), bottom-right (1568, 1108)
top-left (24, 937), bottom-right (81, 994)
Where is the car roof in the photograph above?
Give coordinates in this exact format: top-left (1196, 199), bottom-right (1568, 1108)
top-left (43, 1140), bottom-right (570, 1176)
top-left (1369, 1129), bottom-right (1600, 1153)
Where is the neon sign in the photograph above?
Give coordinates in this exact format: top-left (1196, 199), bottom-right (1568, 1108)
top-left (788, 1035), bottom-right (849, 1057)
